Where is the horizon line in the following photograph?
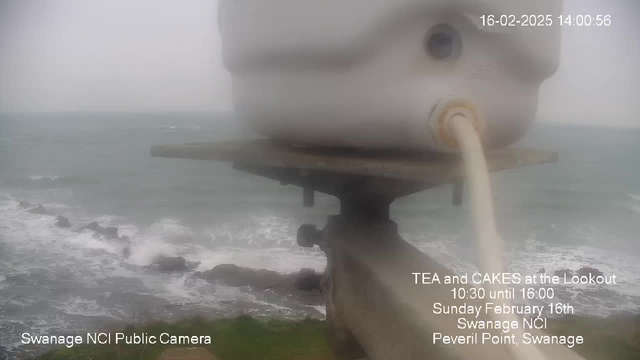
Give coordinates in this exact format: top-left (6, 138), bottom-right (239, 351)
top-left (1, 111), bottom-right (638, 129)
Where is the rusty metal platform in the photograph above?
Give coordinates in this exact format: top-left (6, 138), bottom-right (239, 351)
top-left (151, 139), bottom-right (557, 183)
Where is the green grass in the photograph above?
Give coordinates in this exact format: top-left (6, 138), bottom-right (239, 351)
top-left (32, 315), bottom-right (640, 360)
top-left (32, 316), bottom-right (333, 360)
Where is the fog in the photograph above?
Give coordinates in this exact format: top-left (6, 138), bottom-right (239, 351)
top-left (0, 0), bottom-right (638, 127)
top-left (0, 0), bottom-right (231, 113)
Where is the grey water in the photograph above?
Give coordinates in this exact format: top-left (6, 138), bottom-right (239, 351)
top-left (1, 113), bottom-right (639, 358)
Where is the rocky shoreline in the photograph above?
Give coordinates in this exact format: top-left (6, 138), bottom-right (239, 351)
top-left (12, 201), bottom-right (620, 313)
top-left (12, 201), bottom-right (327, 303)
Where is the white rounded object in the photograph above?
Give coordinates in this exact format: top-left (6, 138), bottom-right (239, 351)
top-left (218, 0), bottom-right (562, 151)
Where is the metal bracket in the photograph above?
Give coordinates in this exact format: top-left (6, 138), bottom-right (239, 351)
top-left (149, 140), bottom-right (570, 360)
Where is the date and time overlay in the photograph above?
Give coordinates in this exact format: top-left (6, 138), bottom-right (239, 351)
top-left (480, 14), bottom-right (612, 28)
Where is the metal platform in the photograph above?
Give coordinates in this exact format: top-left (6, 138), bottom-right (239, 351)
top-left (151, 139), bottom-right (557, 183)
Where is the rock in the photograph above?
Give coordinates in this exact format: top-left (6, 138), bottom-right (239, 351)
top-left (55, 216), bottom-right (71, 228)
top-left (194, 264), bottom-right (326, 306)
top-left (537, 268), bottom-right (545, 274)
top-left (195, 264), bottom-right (290, 290)
top-left (120, 235), bottom-right (130, 242)
top-left (294, 268), bottom-right (322, 291)
top-left (151, 256), bottom-right (200, 272)
top-left (576, 267), bottom-right (604, 278)
top-left (82, 222), bottom-right (101, 232)
top-left (28, 204), bottom-right (50, 215)
top-left (195, 264), bottom-right (323, 292)
top-left (81, 222), bottom-right (120, 239)
top-left (18, 201), bottom-right (31, 209)
top-left (554, 269), bottom-right (574, 278)
top-left (122, 246), bottom-right (131, 258)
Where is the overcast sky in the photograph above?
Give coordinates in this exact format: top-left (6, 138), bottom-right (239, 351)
top-left (1, 0), bottom-right (639, 127)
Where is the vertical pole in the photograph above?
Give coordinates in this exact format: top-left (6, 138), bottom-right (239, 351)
top-left (304, 186), bottom-right (315, 207)
top-left (302, 169), bottom-right (315, 208)
top-left (453, 180), bottom-right (463, 206)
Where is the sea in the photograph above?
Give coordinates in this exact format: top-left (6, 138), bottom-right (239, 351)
top-left (0, 113), bottom-right (639, 359)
